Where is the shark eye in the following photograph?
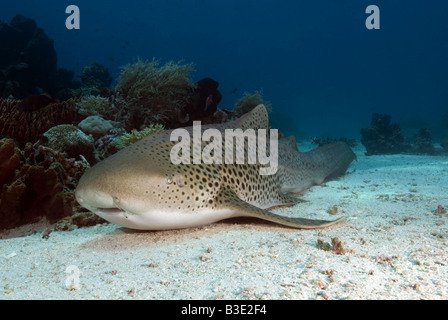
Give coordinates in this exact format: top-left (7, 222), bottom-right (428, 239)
top-left (167, 177), bottom-right (173, 184)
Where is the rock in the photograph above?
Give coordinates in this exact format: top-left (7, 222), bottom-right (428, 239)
top-left (40, 125), bottom-right (96, 164)
top-left (78, 115), bottom-right (114, 138)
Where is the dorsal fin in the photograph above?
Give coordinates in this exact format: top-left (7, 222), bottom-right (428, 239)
top-left (232, 104), bottom-right (269, 130)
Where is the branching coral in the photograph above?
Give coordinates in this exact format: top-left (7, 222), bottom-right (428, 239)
top-left (115, 58), bottom-right (196, 128)
top-left (115, 124), bottom-right (164, 150)
top-left (232, 90), bottom-right (272, 118)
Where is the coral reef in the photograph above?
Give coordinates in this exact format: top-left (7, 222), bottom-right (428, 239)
top-left (0, 98), bottom-right (82, 148)
top-left (115, 124), bottom-right (164, 150)
top-left (40, 125), bottom-right (97, 165)
top-left (115, 58), bottom-right (196, 129)
top-left (0, 164), bottom-right (72, 229)
top-left (54, 68), bottom-right (81, 100)
top-left (16, 93), bottom-right (59, 111)
top-left (0, 52), bottom-right (288, 231)
top-left (0, 14), bottom-right (79, 99)
top-left (0, 138), bottom-right (20, 187)
top-left (75, 95), bottom-right (111, 117)
top-left (360, 113), bottom-right (412, 155)
top-left (109, 59), bottom-right (229, 132)
top-left (413, 127), bottom-right (436, 155)
top-left (78, 115), bottom-right (114, 139)
top-left (94, 128), bottom-right (126, 160)
top-left (0, 138), bottom-right (90, 230)
top-left (231, 90), bottom-right (272, 119)
top-left (202, 108), bottom-right (229, 124)
top-left (179, 78), bottom-right (222, 125)
top-left (80, 62), bottom-right (113, 96)
top-left (361, 114), bottom-right (448, 155)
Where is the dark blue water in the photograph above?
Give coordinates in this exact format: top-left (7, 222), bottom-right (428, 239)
top-left (1, 0), bottom-right (447, 139)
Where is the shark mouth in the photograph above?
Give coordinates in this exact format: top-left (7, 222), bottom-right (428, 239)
top-left (96, 208), bottom-right (136, 222)
top-left (93, 207), bottom-right (136, 227)
top-left (97, 208), bottom-right (125, 215)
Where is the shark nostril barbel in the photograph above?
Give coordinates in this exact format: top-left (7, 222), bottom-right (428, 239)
top-left (113, 196), bottom-right (121, 207)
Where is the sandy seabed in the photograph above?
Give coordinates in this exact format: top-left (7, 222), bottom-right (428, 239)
top-left (1, 142), bottom-right (447, 300)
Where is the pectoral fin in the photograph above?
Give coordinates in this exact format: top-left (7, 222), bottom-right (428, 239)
top-left (216, 189), bottom-right (345, 229)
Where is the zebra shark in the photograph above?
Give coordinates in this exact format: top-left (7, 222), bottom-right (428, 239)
top-left (75, 105), bottom-right (356, 230)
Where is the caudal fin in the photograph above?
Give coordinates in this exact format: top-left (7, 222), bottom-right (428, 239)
top-left (305, 142), bottom-right (356, 181)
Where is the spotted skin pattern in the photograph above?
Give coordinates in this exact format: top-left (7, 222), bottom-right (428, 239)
top-left (75, 105), bottom-right (356, 230)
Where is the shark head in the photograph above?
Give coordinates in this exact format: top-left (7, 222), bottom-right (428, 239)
top-left (75, 145), bottom-right (165, 229)
top-left (75, 136), bottom-right (230, 230)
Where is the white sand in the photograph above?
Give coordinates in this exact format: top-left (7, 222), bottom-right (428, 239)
top-left (1, 142), bottom-right (447, 300)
